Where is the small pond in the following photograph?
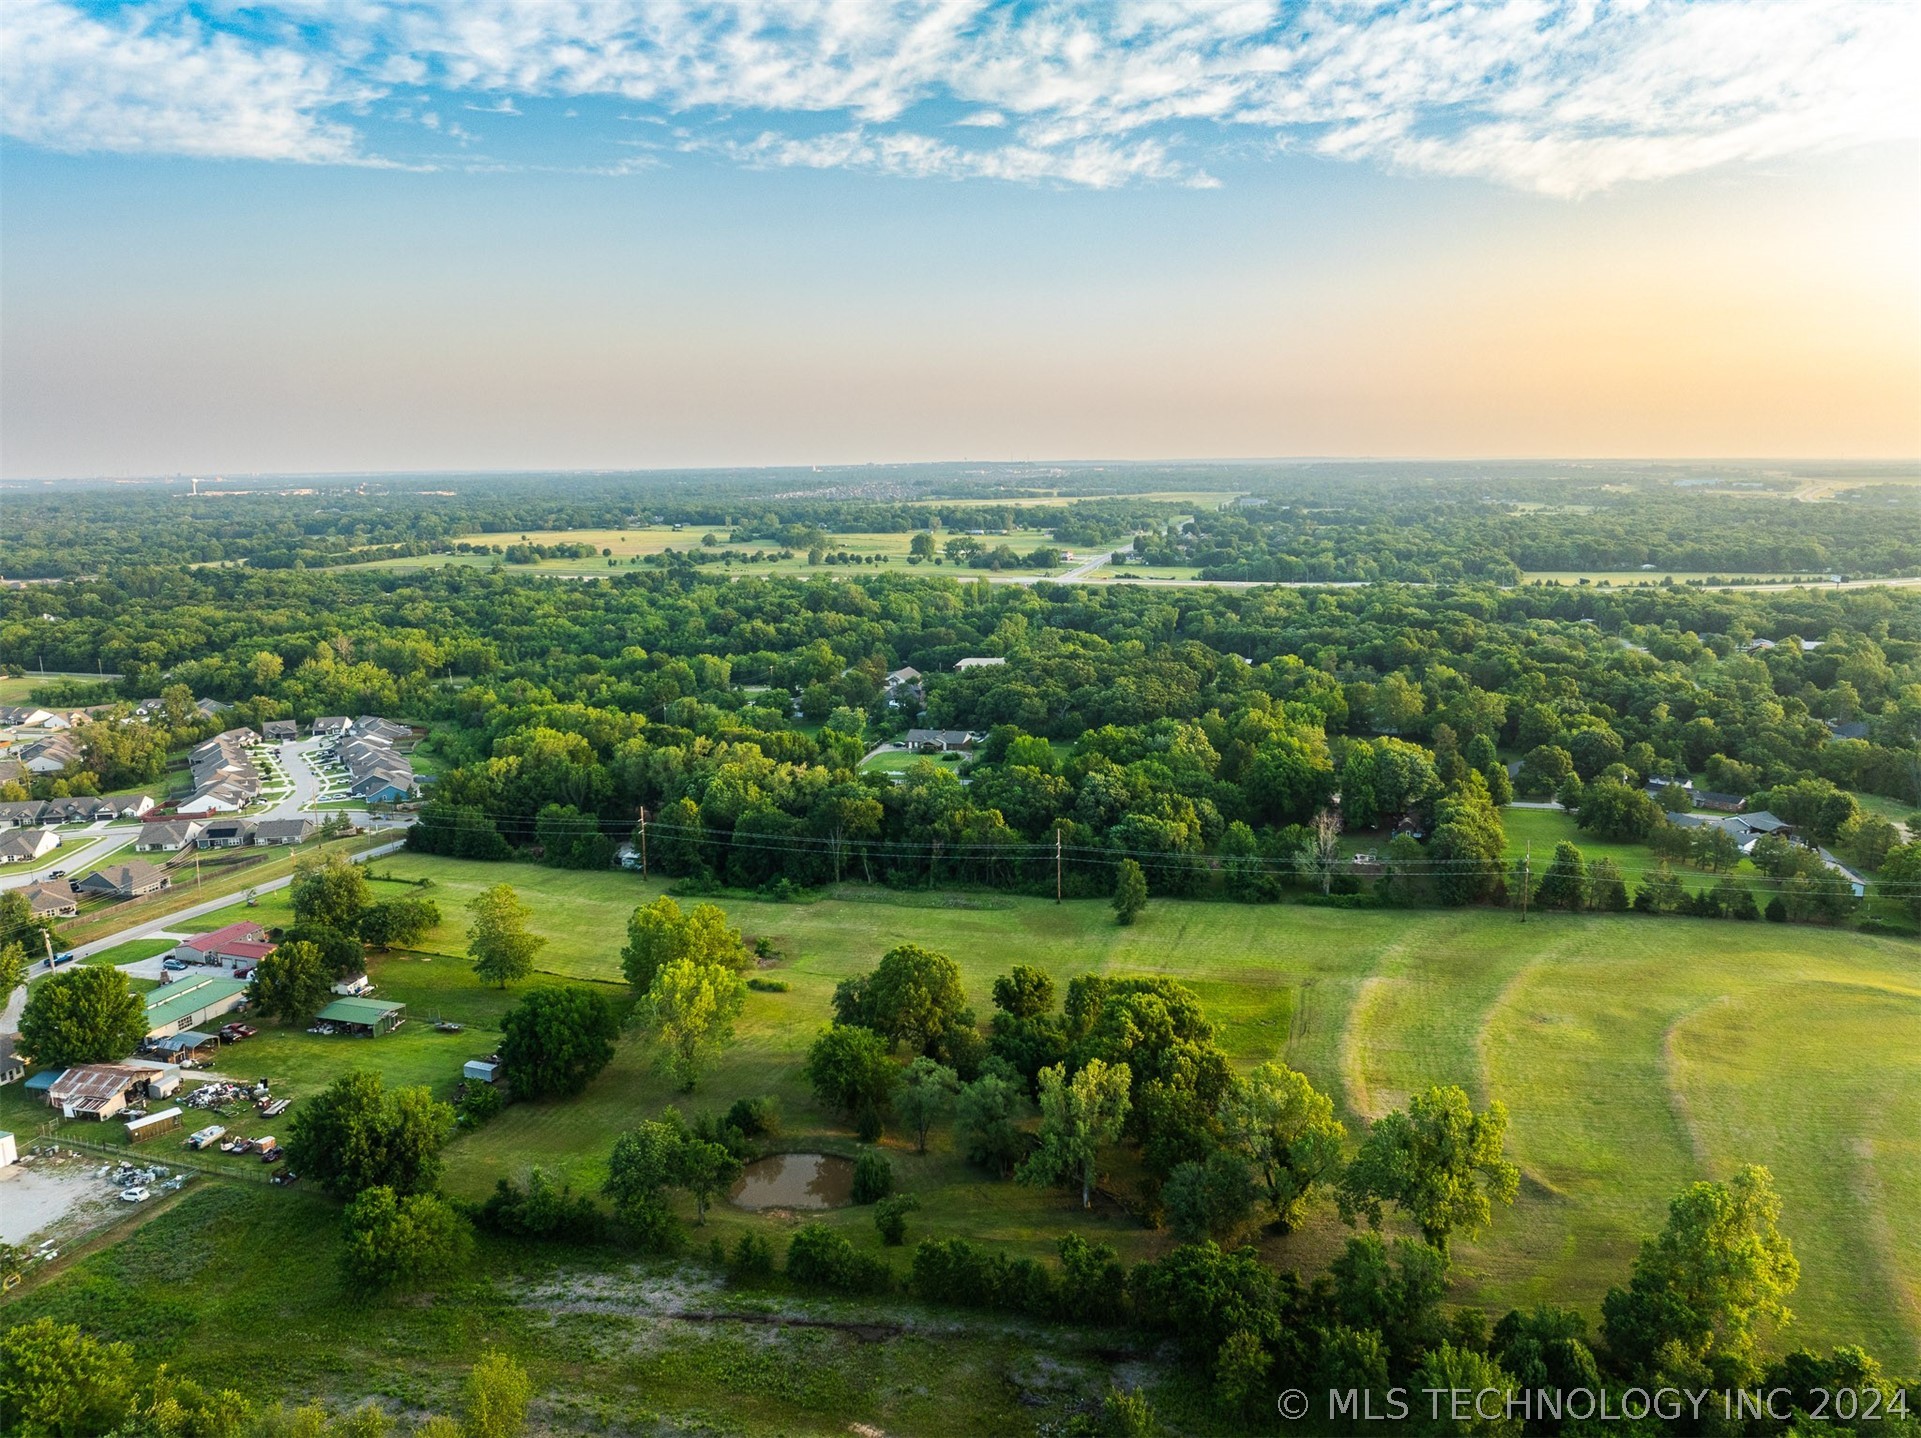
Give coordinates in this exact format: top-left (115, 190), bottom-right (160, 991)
top-left (728, 1152), bottom-right (856, 1210)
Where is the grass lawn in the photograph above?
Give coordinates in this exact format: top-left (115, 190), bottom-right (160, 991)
top-left (13, 857), bottom-right (1920, 1396)
top-left (82, 937), bottom-right (176, 967)
top-left (858, 749), bottom-right (968, 777)
top-left (0, 672), bottom-right (117, 703)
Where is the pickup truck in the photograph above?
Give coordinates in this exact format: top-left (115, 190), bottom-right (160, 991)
top-left (187, 1125), bottom-right (226, 1150)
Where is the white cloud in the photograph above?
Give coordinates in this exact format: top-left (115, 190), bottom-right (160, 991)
top-left (0, 0), bottom-right (367, 163)
top-left (3, 0), bottom-right (1915, 194)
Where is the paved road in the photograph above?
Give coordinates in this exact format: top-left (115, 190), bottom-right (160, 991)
top-left (0, 819), bottom-right (126, 891)
top-left (0, 835), bottom-right (409, 1038)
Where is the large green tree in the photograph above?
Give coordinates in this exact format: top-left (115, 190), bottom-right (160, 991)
top-left (803, 1023), bottom-right (898, 1117)
top-left (291, 851), bottom-right (372, 934)
top-left (1018, 1058), bottom-right (1132, 1209)
top-left (832, 943), bottom-right (977, 1064)
top-left (1339, 1084), bottom-right (1519, 1250)
top-left (18, 966), bottom-right (146, 1068)
top-left (497, 985), bottom-right (620, 1098)
top-left (0, 1318), bottom-right (136, 1438)
top-left (644, 957), bottom-right (745, 1091)
top-left (285, 1070), bottom-right (455, 1200)
top-left (467, 883), bottom-right (544, 989)
top-left (1601, 1165), bottom-right (1800, 1375)
top-left (339, 1186), bottom-right (471, 1289)
top-left (1217, 1062), bottom-right (1346, 1230)
top-left (619, 895), bottom-right (747, 991)
top-left (250, 940), bottom-right (332, 1026)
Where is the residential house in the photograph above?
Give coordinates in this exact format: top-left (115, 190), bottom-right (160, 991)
top-left (117, 795), bottom-right (156, 818)
top-left (0, 706), bottom-right (55, 727)
top-left (0, 828), bottom-right (60, 865)
top-left (19, 734), bottom-right (81, 773)
top-left (1825, 720), bottom-right (1871, 741)
top-left (74, 859), bottom-right (171, 899)
top-left (172, 921), bottom-right (268, 963)
top-left (952, 656), bottom-right (1006, 671)
top-left (252, 816), bottom-right (315, 846)
top-left (312, 716), bottom-right (351, 737)
top-left (135, 819), bottom-right (203, 852)
top-left (0, 759), bottom-right (24, 786)
top-left (196, 818), bottom-right (257, 849)
top-left (262, 720), bottom-right (299, 742)
top-left (1692, 791), bottom-right (1748, 813)
top-left (0, 801), bottom-right (47, 828)
top-left (21, 878), bottom-right (78, 919)
top-left (904, 728), bottom-right (980, 752)
top-left (195, 698), bottom-right (233, 719)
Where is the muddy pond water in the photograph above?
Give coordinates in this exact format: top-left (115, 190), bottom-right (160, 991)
top-left (728, 1153), bottom-right (856, 1210)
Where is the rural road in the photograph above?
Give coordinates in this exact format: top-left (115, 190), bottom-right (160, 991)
top-left (0, 834), bottom-right (410, 1039)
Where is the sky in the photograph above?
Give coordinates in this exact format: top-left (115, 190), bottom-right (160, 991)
top-left (2, 1), bottom-right (1918, 478)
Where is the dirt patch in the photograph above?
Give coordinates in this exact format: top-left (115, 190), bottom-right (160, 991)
top-left (0, 1152), bottom-right (127, 1245)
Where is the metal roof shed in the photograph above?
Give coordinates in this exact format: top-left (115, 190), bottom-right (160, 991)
top-left (315, 997), bottom-right (407, 1035)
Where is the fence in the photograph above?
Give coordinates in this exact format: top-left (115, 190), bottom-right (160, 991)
top-left (29, 1130), bottom-right (278, 1184)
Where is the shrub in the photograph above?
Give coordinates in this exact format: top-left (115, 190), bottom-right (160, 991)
top-left (727, 1233), bottom-right (777, 1283)
top-left (746, 977), bottom-right (790, 993)
top-left (910, 1236), bottom-right (1057, 1317)
top-left (852, 1150), bottom-right (895, 1204)
top-left (873, 1193), bottom-right (920, 1246)
top-left (855, 1101), bottom-right (884, 1144)
top-left (785, 1224), bottom-right (893, 1294)
top-left (725, 1096), bottom-right (779, 1138)
top-left (458, 1083), bottom-right (505, 1128)
top-left (475, 1167), bottom-right (607, 1242)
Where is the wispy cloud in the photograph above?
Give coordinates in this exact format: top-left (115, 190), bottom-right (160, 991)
top-left (3, 1), bottom-right (1915, 194)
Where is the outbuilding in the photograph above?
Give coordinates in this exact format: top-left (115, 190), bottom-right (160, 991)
top-left (463, 1059), bottom-right (501, 1084)
top-left (127, 1107), bottom-right (184, 1143)
top-left (314, 996), bottom-right (406, 1036)
top-left (144, 976), bottom-right (251, 1038)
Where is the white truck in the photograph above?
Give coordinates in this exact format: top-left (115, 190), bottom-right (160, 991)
top-left (187, 1124), bottom-right (226, 1150)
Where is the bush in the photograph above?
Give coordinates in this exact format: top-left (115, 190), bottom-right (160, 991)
top-left (746, 977), bottom-right (790, 992)
top-left (852, 1150), bottom-right (895, 1204)
top-left (910, 1236), bottom-right (1058, 1317)
top-left (475, 1167), bottom-right (607, 1242)
top-left (785, 1224), bottom-right (893, 1294)
top-left (458, 1083), bottom-right (505, 1128)
top-left (727, 1233), bottom-right (777, 1283)
top-left (725, 1095), bottom-right (780, 1138)
top-left (855, 1101), bottom-right (884, 1144)
top-left (874, 1193), bottom-right (920, 1246)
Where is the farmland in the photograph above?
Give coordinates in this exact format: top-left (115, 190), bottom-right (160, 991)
top-left (17, 857), bottom-right (1909, 1371)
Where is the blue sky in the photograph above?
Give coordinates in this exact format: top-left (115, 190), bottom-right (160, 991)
top-left (2, 2), bottom-right (1917, 476)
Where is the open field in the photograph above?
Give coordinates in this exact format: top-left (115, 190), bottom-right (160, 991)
top-left (138, 854), bottom-right (1921, 1361)
top-left (0, 671), bottom-right (117, 703)
top-left (355, 525), bottom-right (1079, 578)
top-left (11, 855), bottom-right (1919, 1384)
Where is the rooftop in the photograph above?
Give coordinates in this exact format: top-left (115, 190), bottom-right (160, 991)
top-left (144, 976), bottom-right (252, 1030)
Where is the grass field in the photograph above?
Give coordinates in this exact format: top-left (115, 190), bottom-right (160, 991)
top-left (154, 851), bottom-right (1915, 1366)
top-left (11, 856), bottom-right (1918, 1401)
top-left (0, 671), bottom-right (117, 703)
top-left (356, 526), bottom-right (1078, 579)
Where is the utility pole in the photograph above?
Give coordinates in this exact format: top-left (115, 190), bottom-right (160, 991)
top-left (638, 806), bottom-right (649, 879)
top-left (1055, 828), bottom-right (1063, 904)
top-left (1519, 842), bottom-right (1530, 924)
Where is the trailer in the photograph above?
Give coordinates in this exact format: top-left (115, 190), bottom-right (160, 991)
top-left (187, 1124), bottom-right (225, 1150)
top-left (127, 1107), bottom-right (184, 1143)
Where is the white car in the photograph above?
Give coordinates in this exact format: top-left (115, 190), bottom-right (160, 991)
top-left (120, 1186), bottom-right (151, 1203)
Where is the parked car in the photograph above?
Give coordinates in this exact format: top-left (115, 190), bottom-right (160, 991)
top-left (260, 1146), bottom-right (283, 1163)
top-left (271, 1170), bottom-right (299, 1186)
top-left (219, 1023), bottom-right (258, 1042)
top-left (47, 869), bottom-right (65, 879)
top-left (162, 958), bottom-right (188, 971)
top-left (119, 1187), bottom-right (150, 1203)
